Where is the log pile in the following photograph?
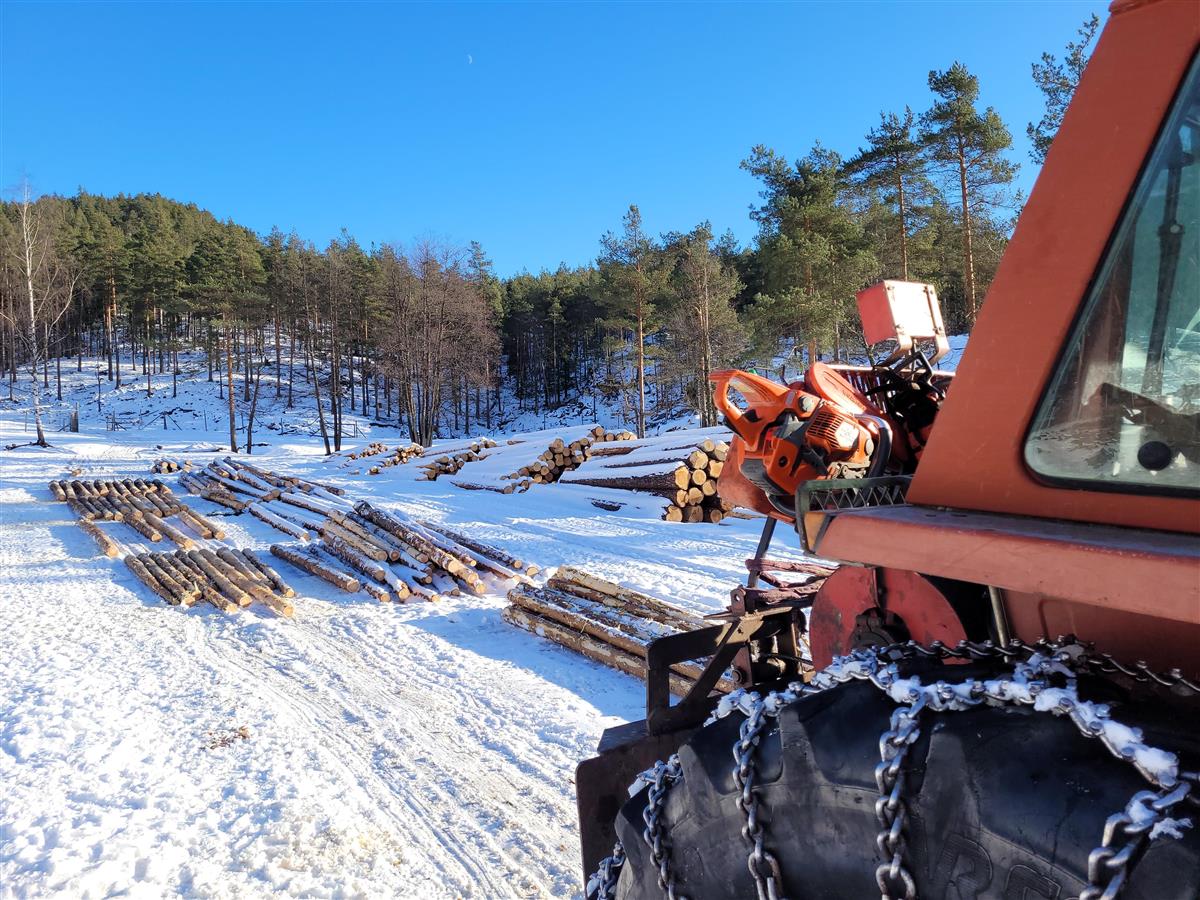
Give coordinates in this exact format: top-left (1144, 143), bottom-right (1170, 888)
top-left (49, 477), bottom-right (224, 550)
top-left (123, 547), bottom-right (295, 616)
top-left (445, 425), bottom-right (636, 494)
top-left (368, 443), bottom-right (424, 474)
top-left (152, 458), bottom-right (191, 474)
top-left (262, 499), bottom-right (535, 603)
top-left (341, 442), bottom-right (388, 465)
top-left (503, 566), bottom-right (736, 696)
top-left (503, 425), bottom-right (637, 488)
top-left (559, 429), bottom-right (733, 523)
top-left (179, 458), bottom-right (346, 519)
top-left (416, 438), bottom-right (499, 481)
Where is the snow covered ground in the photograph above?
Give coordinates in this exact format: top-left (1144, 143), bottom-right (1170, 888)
top-left (0, 362), bottom-right (808, 898)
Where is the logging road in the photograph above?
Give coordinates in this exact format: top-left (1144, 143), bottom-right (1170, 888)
top-left (0, 425), bottom-right (809, 898)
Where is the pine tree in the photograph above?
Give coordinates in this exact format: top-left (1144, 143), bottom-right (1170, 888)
top-left (662, 224), bottom-right (745, 426)
top-left (599, 205), bottom-right (663, 437)
top-left (844, 109), bottom-right (930, 280)
top-left (920, 63), bottom-right (1017, 325)
top-left (1027, 14), bottom-right (1100, 164)
top-left (741, 143), bottom-right (876, 369)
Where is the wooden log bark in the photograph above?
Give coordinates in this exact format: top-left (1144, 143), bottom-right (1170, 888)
top-left (202, 490), bottom-right (248, 512)
top-left (238, 548), bottom-right (296, 598)
top-left (508, 585), bottom-right (736, 690)
top-left (48, 481), bottom-right (66, 501)
top-left (125, 554), bottom-right (179, 605)
top-left (323, 521), bottom-right (388, 562)
top-left (321, 535), bottom-right (388, 583)
top-left (141, 509), bottom-right (195, 548)
top-left (118, 505), bottom-right (162, 542)
top-left (167, 553), bottom-right (239, 612)
top-left (547, 567), bottom-right (704, 632)
top-left (501, 605), bottom-right (697, 697)
top-left (248, 503), bottom-right (312, 541)
top-left (78, 517), bottom-right (120, 557)
top-left (142, 554), bottom-right (199, 606)
top-left (270, 543), bottom-right (360, 593)
top-left (206, 550), bottom-right (294, 617)
top-left (187, 550), bottom-right (253, 607)
top-left (177, 506), bottom-right (224, 540)
top-left (277, 490), bottom-right (340, 518)
top-left (362, 581), bottom-right (392, 602)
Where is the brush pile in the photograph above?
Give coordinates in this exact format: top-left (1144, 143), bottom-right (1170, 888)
top-left (123, 547), bottom-right (295, 616)
top-left (368, 443), bottom-right (424, 474)
top-left (560, 429), bottom-right (733, 522)
top-left (417, 438), bottom-right (500, 481)
top-left (503, 566), bottom-right (735, 696)
top-left (151, 458), bottom-right (191, 474)
top-left (252, 486), bottom-right (536, 602)
top-left (49, 477), bottom-right (224, 554)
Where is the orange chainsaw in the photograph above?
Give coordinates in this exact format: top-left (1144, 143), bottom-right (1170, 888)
top-left (710, 368), bottom-right (891, 520)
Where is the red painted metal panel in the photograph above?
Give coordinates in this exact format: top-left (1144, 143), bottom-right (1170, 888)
top-left (814, 505), bottom-right (1200, 628)
top-left (907, 0), bottom-right (1200, 535)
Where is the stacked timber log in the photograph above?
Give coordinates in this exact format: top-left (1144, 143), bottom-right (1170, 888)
top-left (152, 458), bottom-right (191, 474)
top-left (179, 458), bottom-right (346, 518)
top-left (503, 566), bottom-right (736, 697)
top-left (340, 442), bottom-right (388, 465)
top-left (446, 425), bottom-right (636, 494)
top-left (262, 500), bottom-right (535, 603)
top-left (49, 477), bottom-right (224, 550)
top-left (417, 438), bottom-right (499, 481)
top-left (559, 429), bottom-right (733, 523)
top-left (504, 425), bottom-right (637, 487)
top-left (123, 547), bottom-right (295, 616)
top-left (368, 443), bottom-right (424, 474)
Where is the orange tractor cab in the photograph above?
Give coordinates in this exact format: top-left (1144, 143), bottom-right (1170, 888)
top-left (577, 2), bottom-right (1200, 897)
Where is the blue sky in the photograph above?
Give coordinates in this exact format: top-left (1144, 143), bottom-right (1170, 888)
top-left (1, 1), bottom-right (1101, 276)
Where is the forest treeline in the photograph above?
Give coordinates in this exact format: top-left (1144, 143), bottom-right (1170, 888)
top-left (1, 31), bottom-right (1097, 449)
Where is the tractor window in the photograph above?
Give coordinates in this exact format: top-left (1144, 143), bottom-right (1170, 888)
top-left (1025, 55), bottom-right (1200, 496)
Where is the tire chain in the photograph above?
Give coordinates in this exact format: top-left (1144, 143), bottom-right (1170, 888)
top-left (585, 637), bottom-right (1198, 900)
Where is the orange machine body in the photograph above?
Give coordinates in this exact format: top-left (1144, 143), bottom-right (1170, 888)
top-left (807, 0), bottom-right (1200, 673)
top-left (710, 369), bottom-right (876, 517)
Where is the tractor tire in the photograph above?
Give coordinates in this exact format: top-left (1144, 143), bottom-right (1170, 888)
top-left (610, 658), bottom-right (1200, 899)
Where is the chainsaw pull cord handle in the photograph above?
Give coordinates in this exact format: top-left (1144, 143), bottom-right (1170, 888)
top-left (856, 414), bottom-right (893, 478)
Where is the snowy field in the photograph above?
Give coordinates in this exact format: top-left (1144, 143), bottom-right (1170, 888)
top-left (0, 362), bottom-right (808, 898)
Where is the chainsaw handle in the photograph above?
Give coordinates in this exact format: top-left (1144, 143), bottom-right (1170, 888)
top-left (709, 369), bottom-right (791, 451)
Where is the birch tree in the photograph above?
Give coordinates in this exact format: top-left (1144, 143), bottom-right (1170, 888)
top-left (7, 185), bottom-right (78, 446)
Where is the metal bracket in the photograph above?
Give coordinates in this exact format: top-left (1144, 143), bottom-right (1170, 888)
top-left (645, 604), bottom-right (807, 735)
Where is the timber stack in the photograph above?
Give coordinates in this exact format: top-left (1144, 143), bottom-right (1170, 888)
top-left (502, 565), bottom-right (736, 697)
top-left (501, 425), bottom-right (636, 489)
top-left (341, 442), bottom-right (388, 465)
top-left (152, 458), bottom-right (191, 474)
top-left (368, 443), bottom-right (424, 474)
top-left (179, 457), bottom-right (345, 514)
top-left (49, 477), bottom-right (224, 551)
top-left (417, 438), bottom-right (499, 481)
top-left (123, 547), bottom-right (296, 617)
top-left (559, 429), bottom-right (733, 523)
top-left (260, 496), bottom-right (537, 603)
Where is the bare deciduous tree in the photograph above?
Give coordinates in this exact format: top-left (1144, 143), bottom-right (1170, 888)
top-left (5, 184), bottom-right (79, 446)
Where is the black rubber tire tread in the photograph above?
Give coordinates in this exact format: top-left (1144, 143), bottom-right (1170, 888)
top-left (614, 661), bottom-right (1200, 899)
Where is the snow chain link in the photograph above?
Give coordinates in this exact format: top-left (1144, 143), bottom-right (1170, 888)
top-left (585, 638), bottom-right (1198, 900)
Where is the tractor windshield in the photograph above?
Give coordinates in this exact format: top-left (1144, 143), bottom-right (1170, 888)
top-left (1025, 54), bottom-right (1200, 495)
